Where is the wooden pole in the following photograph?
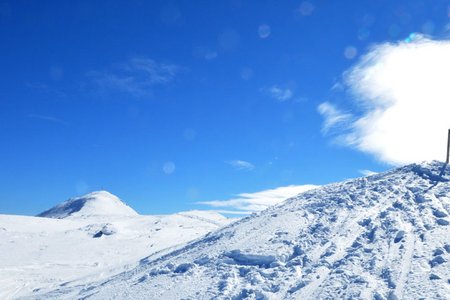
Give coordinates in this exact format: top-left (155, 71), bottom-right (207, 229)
top-left (447, 129), bottom-right (450, 164)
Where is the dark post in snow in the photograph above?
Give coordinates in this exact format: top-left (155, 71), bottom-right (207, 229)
top-left (447, 129), bottom-right (450, 164)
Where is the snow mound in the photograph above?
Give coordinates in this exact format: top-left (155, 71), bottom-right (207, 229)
top-left (46, 161), bottom-right (450, 299)
top-left (37, 191), bottom-right (138, 219)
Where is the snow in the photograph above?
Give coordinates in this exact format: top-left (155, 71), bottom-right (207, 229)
top-left (3, 161), bottom-right (450, 299)
top-left (0, 192), bottom-right (232, 299)
top-left (29, 161), bottom-right (450, 299)
top-left (37, 191), bottom-right (138, 218)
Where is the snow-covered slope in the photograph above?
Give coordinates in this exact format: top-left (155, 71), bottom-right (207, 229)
top-left (37, 191), bottom-right (138, 218)
top-left (43, 161), bottom-right (450, 299)
top-left (0, 192), bottom-right (232, 299)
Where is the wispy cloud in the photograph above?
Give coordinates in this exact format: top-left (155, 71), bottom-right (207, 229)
top-left (317, 102), bottom-right (352, 133)
top-left (25, 82), bottom-right (67, 99)
top-left (265, 85), bottom-right (293, 101)
top-left (226, 160), bottom-right (255, 171)
top-left (193, 46), bottom-right (218, 60)
top-left (87, 57), bottom-right (181, 98)
top-left (359, 169), bottom-right (377, 176)
top-left (320, 35), bottom-right (450, 165)
top-left (197, 185), bottom-right (318, 214)
top-left (28, 114), bottom-right (68, 125)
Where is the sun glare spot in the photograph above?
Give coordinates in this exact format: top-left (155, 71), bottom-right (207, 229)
top-left (299, 1), bottom-right (314, 16)
top-left (258, 24), bottom-right (271, 39)
top-left (344, 46), bottom-right (358, 59)
top-left (163, 162), bottom-right (176, 175)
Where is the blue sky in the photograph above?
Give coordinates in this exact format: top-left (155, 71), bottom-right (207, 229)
top-left (1, 0), bottom-right (449, 215)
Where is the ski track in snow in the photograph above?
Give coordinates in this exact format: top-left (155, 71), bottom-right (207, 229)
top-left (4, 161), bottom-right (450, 299)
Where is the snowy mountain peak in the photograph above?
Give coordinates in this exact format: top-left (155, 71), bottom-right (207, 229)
top-left (37, 190), bottom-right (138, 219)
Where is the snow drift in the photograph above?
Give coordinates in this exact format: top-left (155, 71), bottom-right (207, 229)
top-left (44, 161), bottom-right (450, 299)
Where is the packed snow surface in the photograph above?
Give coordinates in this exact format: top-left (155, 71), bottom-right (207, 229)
top-left (33, 161), bottom-right (450, 299)
top-left (0, 192), bottom-right (231, 299)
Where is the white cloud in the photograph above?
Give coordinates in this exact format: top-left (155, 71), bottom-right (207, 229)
top-left (266, 86), bottom-right (293, 101)
top-left (226, 160), bottom-right (254, 171)
top-left (322, 35), bottom-right (450, 165)
top-left (197, 184), bottom-right (318, 214)
top-left (203, 210), bottom-right (253, 216)
top-left (88, 57), bottom-right (180, 97)
top-left (317, 102), bottom-right (352, 133)
top-left (359, 169), bottom-right (378, 176)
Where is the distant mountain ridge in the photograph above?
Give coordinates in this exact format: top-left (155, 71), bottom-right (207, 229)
top-left (37, 191), bottom-right (138, 219)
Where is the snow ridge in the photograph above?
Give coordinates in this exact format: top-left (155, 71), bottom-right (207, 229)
top-left (42, 161), bottom-right (450, 299)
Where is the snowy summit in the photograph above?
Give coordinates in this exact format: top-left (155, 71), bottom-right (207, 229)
top-left (37, 191), bottom-right (138, 219)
